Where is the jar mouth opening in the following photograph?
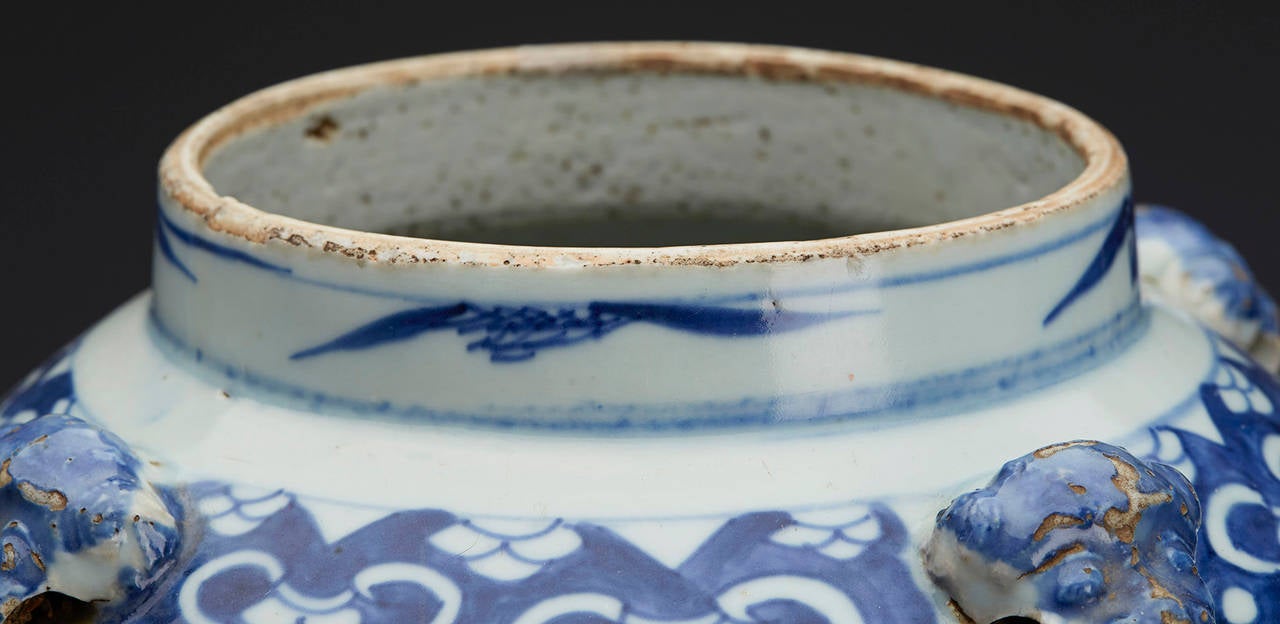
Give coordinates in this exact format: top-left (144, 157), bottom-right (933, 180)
top-left (159, 41), bottom-right (1127, 268)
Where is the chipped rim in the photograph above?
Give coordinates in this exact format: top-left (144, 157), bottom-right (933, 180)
top-left (159, 41), bottom-right (1129, 269)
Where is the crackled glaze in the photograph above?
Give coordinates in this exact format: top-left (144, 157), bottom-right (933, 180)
top-left (1, 43), bottom-right (1277, 623)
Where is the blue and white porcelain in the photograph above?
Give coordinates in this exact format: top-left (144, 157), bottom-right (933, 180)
top-left (1135, 205), bottom-right (1280, 371)
top-left (2, 43), bottom-right (1277, 623)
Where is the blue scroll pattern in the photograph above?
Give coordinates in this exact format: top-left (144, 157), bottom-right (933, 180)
top-left (1, 350), bottom-right (935, 623)
top-left (0, 343), bottom-right (77, 425)
top-left (164, 490), bottom-right (935, 624)
top-left (1145, 342), bottom-right (1280, 624)
top-left (4, 332), bottom-right (1278, 622)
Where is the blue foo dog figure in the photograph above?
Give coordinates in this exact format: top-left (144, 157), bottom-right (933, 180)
top-left (925, 441), bottom-right (1215, 624)
top-left (0, 415), bottom-right (182, 623)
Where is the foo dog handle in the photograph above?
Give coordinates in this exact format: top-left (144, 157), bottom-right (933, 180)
top-left (924, 441), bottom-right (1215, 624)
top-left (0, 415), bottom-right (181, 622)
top-left (1135, 205), bottom-right (1280, 371)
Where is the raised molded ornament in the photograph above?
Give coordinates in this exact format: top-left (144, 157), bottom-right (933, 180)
top-left (0, 415), bottom-right (181, 621)
top-left (924, 441), bottom-right (1215, 624)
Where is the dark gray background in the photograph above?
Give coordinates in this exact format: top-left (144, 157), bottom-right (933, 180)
top-left (2, 3), bottom-right (1276, 387)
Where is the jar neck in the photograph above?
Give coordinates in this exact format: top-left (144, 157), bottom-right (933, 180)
top-left (150, 185), bottom-right (1140, 431)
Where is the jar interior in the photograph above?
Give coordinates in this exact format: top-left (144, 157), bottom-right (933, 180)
top-left (202, 70), bottom-right (1086, 247)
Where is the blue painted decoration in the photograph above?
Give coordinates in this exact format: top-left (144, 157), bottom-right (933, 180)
top-left (5, 292), bottom-right (1275, 623)
top-left (0, 351), bottom-right (940, 623)
top-left (164, 488), bottom-right (935, 623)
top-left (0, 347), bottom-right (74, 424)
top-left (152, 198), bottom-right (1130, 309)
top-left (155, 208), bottom-right (292, 283)
top-left (154, 220), bottom-right (198, 283)
top-left (1136, 205), bottom-right (1279, 335)
top-left (1150, 346), bottom-right (1280, 624)
top-left (147, 301), bottom-right (1144, 431)
top-left (0, 414), bottom-right (183, 622)
top-left (926, 440), bottom-right (1215, 624)
top-left (1043, 196), bottom-right (1136, 326)
top-left (291, 301), bottom-right (876, 363)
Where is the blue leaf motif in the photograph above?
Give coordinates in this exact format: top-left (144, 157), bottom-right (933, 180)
top-left (291, 301), bottom-right (873, 363)
top-left (1043, 197), bottom-right (1136, 326)
top-left (291, 304), bottom-right (473, 360)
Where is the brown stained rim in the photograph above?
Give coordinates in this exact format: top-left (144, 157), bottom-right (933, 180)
top-left (159, 41), bottom-right (1129, 269)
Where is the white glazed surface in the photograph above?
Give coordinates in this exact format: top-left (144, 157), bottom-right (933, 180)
top-left (82, 295), bottom-right (1211, 518)
top-left (3, 43), bottom-right (1276, 624)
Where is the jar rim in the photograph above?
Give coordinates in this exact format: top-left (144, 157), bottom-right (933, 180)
top-left (159, 41), bottom-right (1128, 269)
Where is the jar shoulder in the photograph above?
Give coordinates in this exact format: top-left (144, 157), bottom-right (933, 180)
top-left (2, 297), bottom-right (1276, 623)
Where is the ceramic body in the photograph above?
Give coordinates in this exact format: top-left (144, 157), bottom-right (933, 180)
top-left (1, 43), bottom-right (1276, 623)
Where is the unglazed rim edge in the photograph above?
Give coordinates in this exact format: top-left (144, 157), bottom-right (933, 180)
top-left (159, 41), bottom-right (1130, 269)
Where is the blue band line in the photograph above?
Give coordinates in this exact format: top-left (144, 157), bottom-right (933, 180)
top-left (154, 220), bottom-right (198, 283)
top-left (57, 323), bottom-right (1211, 515)
top-left (155, 198), bottom-right (1129, 306)
top-left (155, 208), bottom-right (292, 281)
top-left (157, 198), bottom-right (1134, 363)
top-left (147, 301), bottom-right (1148, 432)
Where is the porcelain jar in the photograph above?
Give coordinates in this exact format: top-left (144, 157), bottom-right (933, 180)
top-left (1, 43), bottom-right (1276, 624)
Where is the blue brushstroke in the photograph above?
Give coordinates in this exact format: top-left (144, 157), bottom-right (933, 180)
top-left (3, 321), bottom-right (1273, 622)
top-left (155, 208), bottom-right (292, 279)
top-left (155, 483), bottom-right (934, 623)
top-left (151, 198), bottom-right (1130, 307)
top-left (1, 371), bottom-right (72, 423)
top-left (1044, 196), bottom-right (1136, 326)
top-left (1, 350), bottom-right (930, 622)
top-left (290, 303), bottom-right (472, 360)
top-left (147, 302), bottom-right (1145, 432)
top-left (291, 301), bottom-right (874, 363)
top-left (1154, 348), bottom-right (1280, 623)
top-left (154, 220), bottom-right (197, 283)
top-left (588, 301), bottom-right (842, 334)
